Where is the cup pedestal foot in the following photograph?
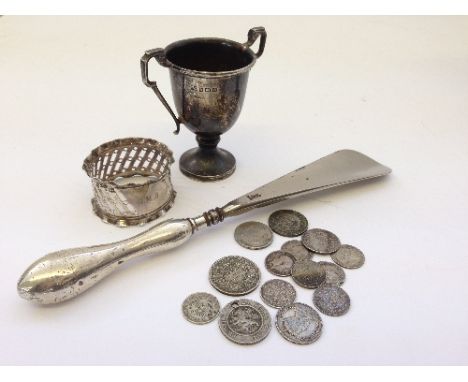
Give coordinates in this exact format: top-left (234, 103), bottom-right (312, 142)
top-left (179, 135), bottom-right (236, 181)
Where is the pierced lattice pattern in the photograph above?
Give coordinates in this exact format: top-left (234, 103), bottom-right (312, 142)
top-left (83, 137), bottom-right (174, 181)
top-left (82, 138), bottom-right (176, 227)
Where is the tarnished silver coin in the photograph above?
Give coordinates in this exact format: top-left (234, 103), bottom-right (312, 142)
top-left (302, 228), bottom-right (341, 254)
top-left (260, 279), bottom-right (297, 308)
top-left (276, 302), bottom-right (323, 345)
top-left (218, 299), bottom-right (272, 345)
top-left (313, 284), bottom-right (350, 317)
top-left (234, 221), bottom-right (273, 250)
top-left (318, 261), bottom-right (346, 286)
top-left (209, 256), bottom-right (260, 296)
top-left (268, 209), bottom-right (308, 237)
top-left (331, 244), bottom-right (365, 269)
top-left (265, 251), bottom-right (295, 277)
top-left (182, 292), bottom-right (220, 324)
top-left (281, 240), bottom-right (314, 262)
top-left (291, 260), bottom-right (326, 289)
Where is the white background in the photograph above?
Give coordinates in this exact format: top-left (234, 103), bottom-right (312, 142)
top-left (1, 16), bottom-right (467, 365)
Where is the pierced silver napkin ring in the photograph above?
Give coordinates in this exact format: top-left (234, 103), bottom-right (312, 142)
top-left (82, 137), bottom-right (176, 227)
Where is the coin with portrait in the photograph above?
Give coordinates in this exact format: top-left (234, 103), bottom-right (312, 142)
top-left (276, 302), bottom-right (323, 345)
top-left (265, 250), bottom-right (295, 277)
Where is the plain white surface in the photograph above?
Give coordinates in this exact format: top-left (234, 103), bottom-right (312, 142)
top-left (1, 16), bottom-right (468, 365)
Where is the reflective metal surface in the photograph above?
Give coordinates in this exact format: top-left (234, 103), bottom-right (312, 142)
top-left (302, 228), bottom-right (341, 254)
top-left (318, 261), bottom-right (346, 286)
top-left (17, 150), bottom-right (390, 304)
top-left (141, 27), bottom-right (267, 181)
top-left (83, 138), bottom-right (176, 227)
top-left (291, 260), bottom-right (326, 289)
top-left (218, 299), bottom-right (271, 345)
top-left (208, 256), bottom-right (260, 296)
top-left (268, 209), bottom-right (308, 237)
top-left (281, 240), bottom-right (314, 262)
top-left (182, 292), bottom-right (220, 324)
top-left (18, 219), bottom-right (193, 304)
top-left (260, 279), bottom-right (297, 309)
top-left (313, 284), bottom-right (351, 317)
top-left (233, 221), bottom-right (273, 250)
top-left (220, 149), bottom-right (391, 219)
top-left (276, 303), bottom-right (323, 345)
top-left (331, 244), bottom-right (366, 269)
top-left (264, 251), bottom-right (295, 277)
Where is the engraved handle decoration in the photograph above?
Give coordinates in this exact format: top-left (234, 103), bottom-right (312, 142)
top-left (17, 219), bottom-right (193, 304)
top-left (243, 27), bottom-right (267, 58)
top-left (140, 48), bottom-right (181, 134)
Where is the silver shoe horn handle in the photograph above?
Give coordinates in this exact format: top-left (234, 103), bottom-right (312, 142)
top-left (18, 219), bottom-right (194, 304)
top-left (17, 150), bottom-right (391, 305)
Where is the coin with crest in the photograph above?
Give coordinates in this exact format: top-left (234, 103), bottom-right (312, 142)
top-left (275, 302), bottom-right (323, 345)
top-left (302, 228), bottom-right (341, 254)
top-left (260, 279), bottom-right (297, 308)
top-left (313, 284), bottom-right (350, 317)
top-left (281, 240), bottom-right (314, 262)
top-left (331, 244), bottom-right (365, 269)
top-left (218, 299), bottom-right (272, 345)
top-left (234, 221), bottom-right (273, 250)
top-left (268, 210), bottom-right (308, 237)
top-left (182, 292), bottom-right (220, 324)
top-left (209, 256), bottom-right (260, 296)
top-left (265, 250), bottom-right (296, 277)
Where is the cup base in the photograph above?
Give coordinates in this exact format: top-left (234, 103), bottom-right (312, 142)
top-left (179, 147), bottom-right (236, 181)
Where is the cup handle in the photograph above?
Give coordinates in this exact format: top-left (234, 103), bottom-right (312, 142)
top-left (243, 27), bottom-right (267, 58)
top-left (141, 48), bottom-right (181, 135)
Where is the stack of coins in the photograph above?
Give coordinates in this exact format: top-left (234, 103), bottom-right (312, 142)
top-left (181, 209), bottom-right (366, 346)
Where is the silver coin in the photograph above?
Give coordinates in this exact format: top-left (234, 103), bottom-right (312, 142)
top-left (260, 279), bottom-right (297, 308)
top-left (182, 292), bottom-right (220, 324)
top-left (265, 250), bottom-right (295, 277)
top-left (209, 256), bottom-right (260, 296)
top-left (318, 261), bottom-right (346, 286)
top-left (302, 228), bottom-right (341, 254)
top-left (268, 210), bottom-right (308, 237)
top-left (276, 302), bottom-right (323, 345)
top-left (331, 244), bottom-right (365, 269)
top-left (313, 284), bottom-right (350, 317)
top-left (218, 299), bottom-right (271, 345)
top-left (291, 260), bottom-right (326, 289)
top-left (281, 240), bottom-right (314, 262)
top-left (234, 221), bottom-right (273, 250)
